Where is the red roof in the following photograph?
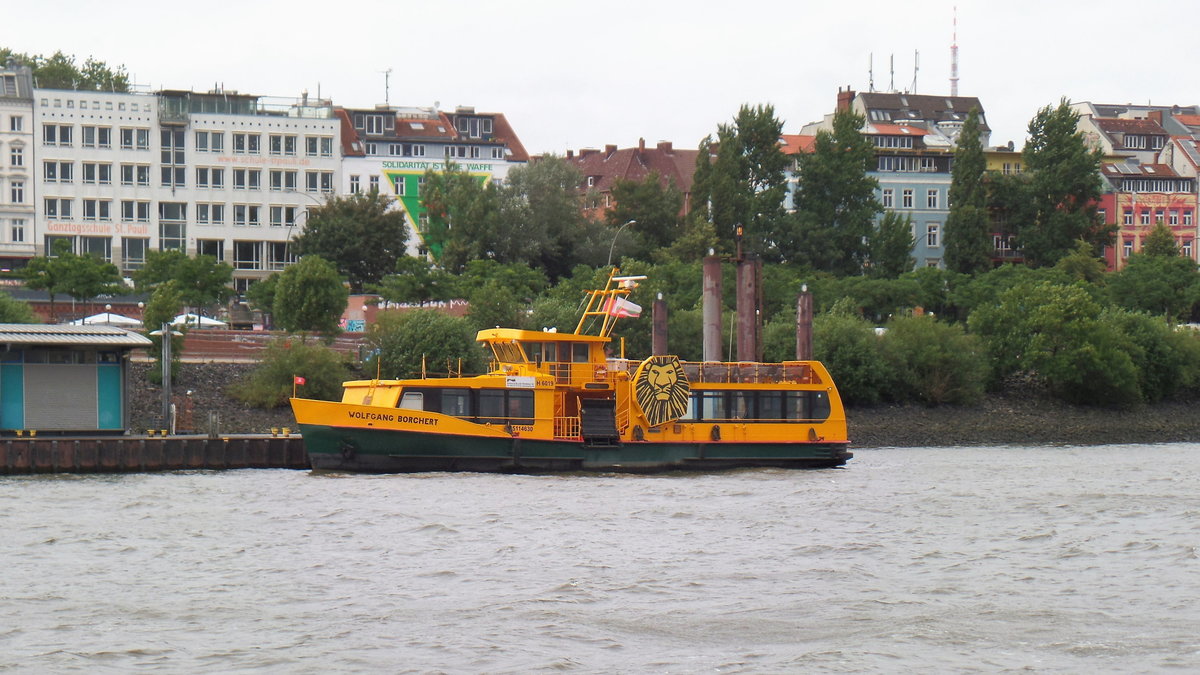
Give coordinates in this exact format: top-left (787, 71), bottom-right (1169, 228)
top-left (865, 123), bottom-right (928, 136)
top-left (334, 108), bottom-right (364, 157)
top-left (1174, 114), bottom-right (1200, 128)
top-left (393, 113), bottom-right (457, 139)
top-left (779, 134), bottom-right (815, 155)
top-left (488, 112), bottom-right (529, 163)
top-left (567, 140), bottom-right (698, 194)
top-left (1101, 162), bottom-right (1180, 177)
top-left (1096, 118), bottom-right (1168, 135)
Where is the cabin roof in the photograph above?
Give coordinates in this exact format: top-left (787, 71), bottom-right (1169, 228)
top-left (476, 328), bottom-right (610, 344)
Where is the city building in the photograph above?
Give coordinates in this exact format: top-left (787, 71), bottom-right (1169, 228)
top-left (1071, 101), bottom-right (1200, 269)
top-left (565, 139), bottom-right (698, 219)
top-left (0, 62), bottom-right (35, 270)
top-left (30, 86), bottom-right (341, 294)
top-left (802, 89), bottom-right (989, 268)
top-left (337, 104), bottom-right (529, 256)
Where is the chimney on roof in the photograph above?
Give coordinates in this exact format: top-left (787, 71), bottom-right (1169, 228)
top-left (639, 137), bottom-right (646, 152)
top-left (657, 140), bottom-right (673, 153)
top-left (566, 149), bottom-right (574, 159)
top-left (605, 144), bottom-right (617, 157)
top-left (837, 86), bottom-right (856, 112)
top-left (1150, 110), bottom-right (1164, 125)
top-left (580, 148), bottom-right (598, 158)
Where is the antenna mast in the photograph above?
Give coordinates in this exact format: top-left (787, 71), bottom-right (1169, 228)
top-left (911, 50), bottom-right (919, 93)
top-left (889, 54), bottom-right (894, 92)
top-left (869, 53), bottom-right (875, 92)
top-left (950, 7), bottom-right (959, 96)
top-left (380, 67), bottom-right (393, 108)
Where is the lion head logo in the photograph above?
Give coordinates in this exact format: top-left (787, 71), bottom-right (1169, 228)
top-left (633, 355), bottom-right (690, 427)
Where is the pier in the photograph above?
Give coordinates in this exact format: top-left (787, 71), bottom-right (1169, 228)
top-left (0, 434), bottom-right (309, 475)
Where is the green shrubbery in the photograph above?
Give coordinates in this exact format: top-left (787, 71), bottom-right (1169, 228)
top-left (231, 339), bottom-right (351, 408)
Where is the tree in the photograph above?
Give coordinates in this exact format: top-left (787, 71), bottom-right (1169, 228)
top-left (789, 109), bottom-right (882, 273)
top-left (605, 171), bottom-right (684, 254)
top-left (0, 49), bottom-right (129, 91)
top-left (943, 107), bottom-right (993, 274)
top-left (21, 240), bottom-right (122, 320)
top-left (968, 281), bottom-right (1140, 405)
top-left (230, 339), bottom-right (350, 408)
top-left (0, 292), bottom-right (38, 323)
top-left (141, 281), bottom-right (185, 384)
top-left (366, 310), bottom-right (486, 379)
top-left (420, 162), bottom-right (509, 271)
top-left (705, 105), bottom-right (789, 257)
top-left (1054, 239), bottom-right (1107, 284)
top-left (503, 157), bottom-right (607, 279)
top-left (1108, 254), bottom-right (1200, 323)
top-left (273, 256), bottom-right (349, 335)
top-left (879, 316), bottom-right (987, 405)
top-left (133, 250), bottom-right (233, 309)
top-left (293, 190), bottom-right (408, 293)
top-left (813, 301), bottom-right (891, 405)
top-left (374, 256), bottom-right (456, 306)
top-left (868, 211), bottom-right (916, 278)
top-left (1019, 100), bottom-right (1111, 267)
top-left (1141, 222), bottom-right (1180, 258)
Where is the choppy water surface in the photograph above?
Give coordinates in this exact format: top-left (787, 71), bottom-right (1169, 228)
top-left (2, 445), bottom-right (1199, 673)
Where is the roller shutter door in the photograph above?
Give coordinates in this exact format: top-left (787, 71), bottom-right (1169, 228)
top-left (25, 364), bottom-right (98, 431)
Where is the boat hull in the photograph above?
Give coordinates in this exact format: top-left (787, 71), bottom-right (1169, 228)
top-left (299, 423), bottom-right (852, 474)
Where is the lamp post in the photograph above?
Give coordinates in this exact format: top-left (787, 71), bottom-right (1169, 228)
top-left (606, 219), bottom-right (636, 267)
top-left (284, 189), bottom-right (326, 261)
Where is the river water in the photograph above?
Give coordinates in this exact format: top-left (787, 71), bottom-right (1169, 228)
top-left (2, 444), bottom-right (1198, 673)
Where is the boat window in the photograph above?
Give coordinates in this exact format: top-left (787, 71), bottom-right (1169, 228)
top-left (479, 390), bottom-right (505, 422)
top-left (729, 392), bottom-right (754, 420)
top-left (759, 392), bottom-right (784, 420)
top-left (442, 388), bottom-right (471, 417)
top-left (572, 343), bottom-right (590, 363)
top-left (556, 342), bottom-right (573, 363)
top-left (524, 342), bottom-right (544, 364)
top-left (784, 391), bottom-right (831, 422)
top-left (508, 390), bottom-right (534, 420)
top-left (698, 391), bottom-right (726, 420)
top-left (491, 341), bottom-right (526, 364)
top-left (399, 391), bottom-right (424, 410)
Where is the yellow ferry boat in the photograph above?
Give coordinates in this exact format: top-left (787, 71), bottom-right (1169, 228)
top-left (291, 270), bottom-right (851, 472)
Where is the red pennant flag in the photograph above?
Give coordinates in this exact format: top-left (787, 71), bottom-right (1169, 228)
top-left (294, 376), bottom-right (306, 385)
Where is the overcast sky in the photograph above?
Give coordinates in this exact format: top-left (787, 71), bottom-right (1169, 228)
top-left (7, 0), bottom-right (1197, 155)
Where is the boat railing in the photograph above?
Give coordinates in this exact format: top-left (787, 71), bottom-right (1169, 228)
top-left (608, 361), bottom-right (823, 385)
top-left (554, 416), bottom-right (581, 439)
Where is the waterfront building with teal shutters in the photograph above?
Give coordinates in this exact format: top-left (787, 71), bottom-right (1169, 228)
top-left (0, 324), bottom-right (151, 434)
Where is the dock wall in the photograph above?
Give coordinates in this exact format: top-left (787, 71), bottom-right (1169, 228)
top-left (0, 435), bottom-right (309, 475)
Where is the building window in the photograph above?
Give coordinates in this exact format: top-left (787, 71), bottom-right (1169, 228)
top-left (196, 239), bottom-right (224, 261)
top-left (121, 200), bottom-right (150, 223)
top-left (1097, 209), bottom-right (1107, 224)
top-left (234, 241), bottom-right (262, 270)
top-left (921, 157), bottom-right (938, 172)
top-left (369, 175), bottom-right (379, 192)
top-left (1185, 210), bottom-right (1194, 226)
top-left (320, 137), bottom-right (332, 157)
top-left (44, 161), bottom-right (73, 183)
top-left (365, 142), bottom-right (377, 155)
top-left (1141, 210), bottom-right (1151, 226)
top-left (902, 189), bottom-right (914, 209)
top-left (83, 199), bottom-right (112, 222)
top-left (394, 177), bottom-right (405, 196)
top-left (9, 181), bottom-right (23, 204)
top-left (44, 198), bottom-right (72, 219)
top-left (1155, 209), bottom-right (1165, 224)
top-left (881, 188), bottom-right (893, 208)
top-left (10, 145), bottom-right (23, 167)
top-left (1184, 240), bottom-right (1194, 258)
top-left (1170, 210), bottom-right (1179, 226)
top-left (349, 175), bottom-right (360, 194)
top-left (365, 115), bottom-right (385, 135)
top-left (926, 223), bottom-right (940, 248)
top-left (1123, 240), bottom-right (1134, 258)
top-left (233, 133), bottom-right (260, 154)
top-left (269, 205), bottom-right (297, 227)
top-left (926, 189), bottom-right (939, 209)
top-left (10, 116), bottom-right (22, 132)
top-left (491, 147), bottom-right (505, 159)
top-left (42, 123), bottom-right (73, 146)
top-left (11, 219), bottom-right (25, 243)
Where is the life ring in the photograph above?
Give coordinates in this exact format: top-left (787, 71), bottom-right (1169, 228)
top-left (594, 365), bottom-right (608, 381)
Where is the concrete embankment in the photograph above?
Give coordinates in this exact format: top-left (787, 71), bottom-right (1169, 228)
top-left (0, 434), bottom-right (307, 475)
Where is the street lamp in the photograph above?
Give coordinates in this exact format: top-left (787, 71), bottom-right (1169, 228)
top-left (607, 219), bottom-right (636, 267)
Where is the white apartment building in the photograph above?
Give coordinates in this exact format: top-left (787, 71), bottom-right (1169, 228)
top-left (338, 105), bottom-right (529, 256)
top-left (31, 87), bottom-right (340, 293)
top-left (0, 63), bottom-right (35, 269)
